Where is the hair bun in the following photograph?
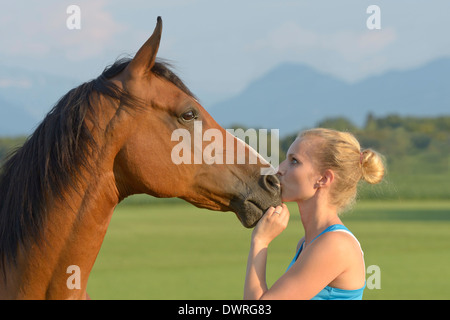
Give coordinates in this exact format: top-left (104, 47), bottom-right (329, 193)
top-left (360, 149), bottom-right (385, 184)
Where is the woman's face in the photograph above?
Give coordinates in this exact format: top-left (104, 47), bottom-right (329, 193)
top-left (277, 137), bottom-right (322, 203)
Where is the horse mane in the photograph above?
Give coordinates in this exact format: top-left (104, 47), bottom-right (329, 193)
top-left (0, 58), bottom-right (194, 271)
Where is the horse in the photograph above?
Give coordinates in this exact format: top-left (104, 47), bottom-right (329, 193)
top-left (0, 17), bottom-right (281, 299)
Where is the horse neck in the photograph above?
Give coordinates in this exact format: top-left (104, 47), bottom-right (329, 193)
top-left (4, 101), bottom-right (123, 300)
top-left (4, 162), bottom-right (119, 299)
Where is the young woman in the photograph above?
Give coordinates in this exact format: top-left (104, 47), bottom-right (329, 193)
top-left (244, 128), bottom-right (385, 300)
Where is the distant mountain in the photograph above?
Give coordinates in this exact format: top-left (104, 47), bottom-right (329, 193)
top-left (208, 58), bottom-right (450, 136)
top-left (0, 65), bottom-right (79, 136)
top-left (1, 58), bottom-right (450, 137)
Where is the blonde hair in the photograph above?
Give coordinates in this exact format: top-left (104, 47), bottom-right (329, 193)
top-left (299, 128), bottom-right (385, 212)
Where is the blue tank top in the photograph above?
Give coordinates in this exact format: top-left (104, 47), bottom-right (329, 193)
top-left (286, 224), bottom-right (366, 300)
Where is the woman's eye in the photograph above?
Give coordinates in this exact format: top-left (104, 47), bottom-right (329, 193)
top-left (181, 110), bottom-right (196, 121)
top-left (291, 158), bottom-right (298, 165)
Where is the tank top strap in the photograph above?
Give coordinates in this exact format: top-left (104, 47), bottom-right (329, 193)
top-left (311, 224), bottom-right (364, 256)
top-left (309, 224), bottom-right (346, 245)
top-left (286, 224), bottom-right (364, 272)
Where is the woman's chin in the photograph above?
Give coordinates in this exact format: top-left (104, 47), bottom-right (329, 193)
top-left (280, 194), bottom-right (299, 203)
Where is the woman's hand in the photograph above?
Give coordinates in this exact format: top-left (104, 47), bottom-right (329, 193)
top-left (251, 203), bottom-right (290, 247)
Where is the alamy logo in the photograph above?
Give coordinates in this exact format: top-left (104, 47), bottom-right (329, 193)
top-left (366, 5), bottom-right (381, 30)
top-left (66, 5), bottom-right (81, 30)
top-left (66, 265), bottom-right (81, 289)
top-left (171, 121), bottom-right (279, 175)
top-left (366, 265), bottom-right (381, 289)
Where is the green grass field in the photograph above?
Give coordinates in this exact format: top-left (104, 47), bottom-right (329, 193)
top-left (87, 199), bottom-right (450, 300)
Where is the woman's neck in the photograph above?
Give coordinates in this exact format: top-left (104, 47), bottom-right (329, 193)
top-left (297, 197), bottom-right (341, 247)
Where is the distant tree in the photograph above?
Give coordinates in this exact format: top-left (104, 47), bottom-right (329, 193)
top-left (0, 136), bottom-right (26, 163)
top-left (376, 114), bottom-right (403, 129)
top-left (316, 117), bottom-right (358, 131)
top-left (411, 133), bottom-right (432, 150)
top-left (364, 112), bottom-right (377, 131)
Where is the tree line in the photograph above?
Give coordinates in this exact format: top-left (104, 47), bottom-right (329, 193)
top-left (276, 114), bottom-right (449, 172)
top-left (1, 114), bottom-right (449, 174)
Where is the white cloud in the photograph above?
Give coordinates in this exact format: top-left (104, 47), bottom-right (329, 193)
top-left (62, 2), bottom-right (127, 60)
top-left (247, 22), bottom-right (319, 52)
top-left (0, 1), bottom-right (126, 61)
top-left (244, 21), bottom-right (398, 82)
top-left (0, 78), bottom-right (32, 88)
top-left (247, 21), bottom-right (397, 62)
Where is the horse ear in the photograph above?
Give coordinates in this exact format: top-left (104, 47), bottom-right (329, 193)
top-left (127, 17), bottom-right (162, 78)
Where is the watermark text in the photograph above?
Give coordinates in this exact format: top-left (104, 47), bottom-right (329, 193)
top-left (171, 121), bottom-right (279, 175)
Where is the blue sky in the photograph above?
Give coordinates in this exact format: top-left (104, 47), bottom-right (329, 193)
top-left (1, 0), bottom-right (450, 107)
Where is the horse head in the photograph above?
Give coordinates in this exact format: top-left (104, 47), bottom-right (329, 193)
top-left (110, 17), bottom-right (281, 227)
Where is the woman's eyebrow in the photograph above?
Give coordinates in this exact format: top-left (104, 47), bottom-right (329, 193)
top-left (287, 152), bottom-right (301, 158)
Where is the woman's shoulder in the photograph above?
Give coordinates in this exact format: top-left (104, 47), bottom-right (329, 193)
top-left (311, 228), bottom-right (362, 259)
top-left (311, 228), bottom-right (365, 289)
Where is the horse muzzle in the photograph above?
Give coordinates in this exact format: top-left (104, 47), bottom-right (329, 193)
top-left (230, 174), bottom-right (282, 228)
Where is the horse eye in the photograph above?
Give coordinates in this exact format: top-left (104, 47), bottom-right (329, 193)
top-left (181, 110), bottom-right (196, 121)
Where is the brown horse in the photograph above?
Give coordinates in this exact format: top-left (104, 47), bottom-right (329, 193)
top-left (0, 17), bottom-right (281, 299)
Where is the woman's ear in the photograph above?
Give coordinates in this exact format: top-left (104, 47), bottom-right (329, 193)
top-left (316, 169), bottom-right (335, 188)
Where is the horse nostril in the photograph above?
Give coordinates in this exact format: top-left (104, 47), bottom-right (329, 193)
top-left (263, 174), bottom-right (281, 192)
